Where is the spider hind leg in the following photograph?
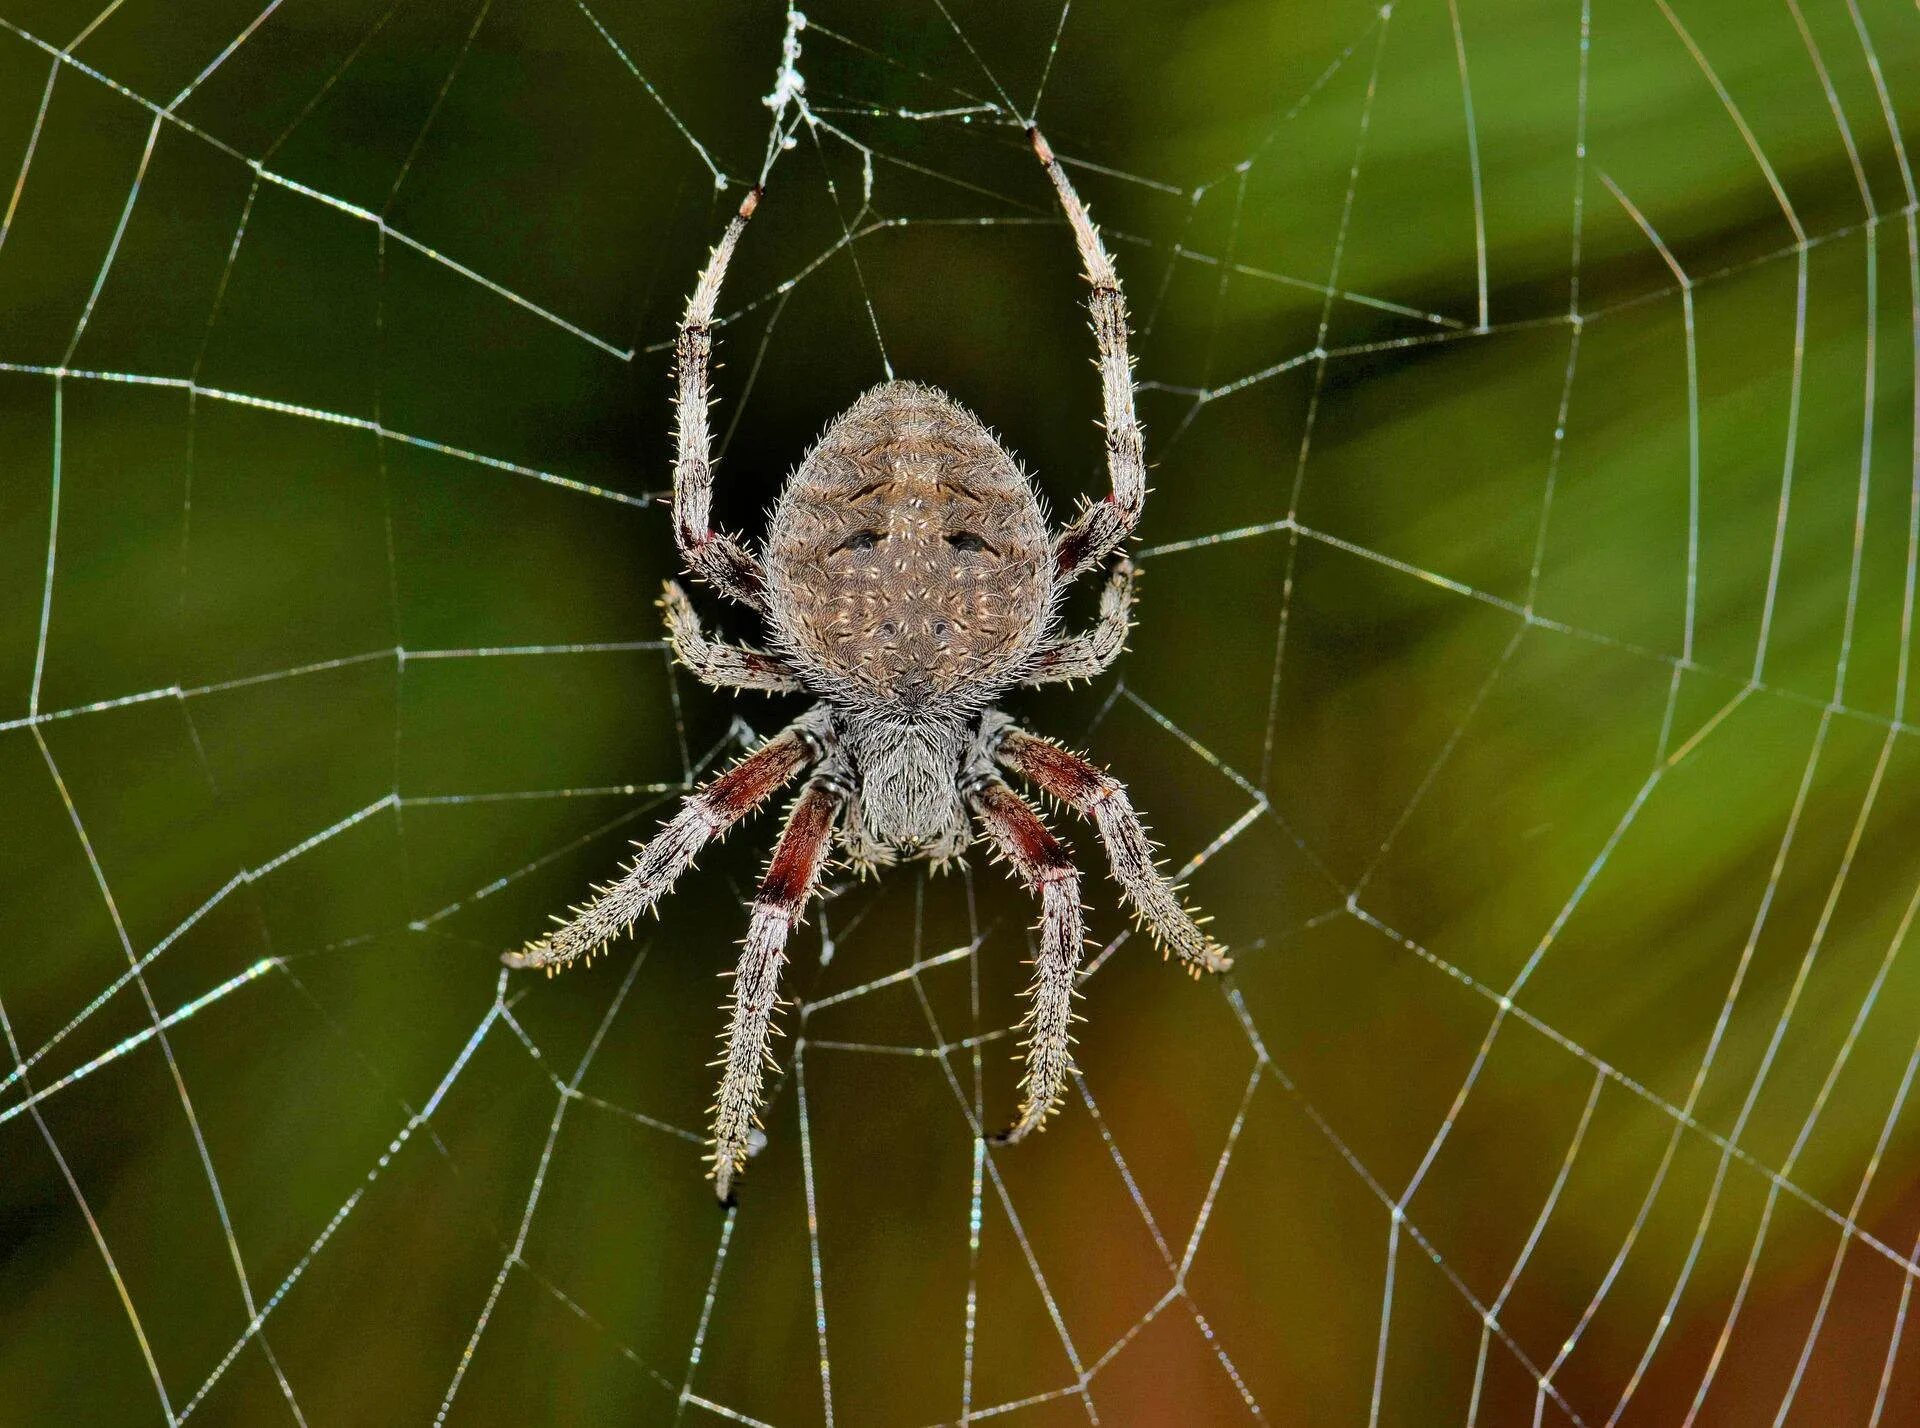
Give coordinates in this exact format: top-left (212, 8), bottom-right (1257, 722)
top-left (1029, 126), bottom-right (1147, 585)
top-left (673, 186), bottom-right (772, 609)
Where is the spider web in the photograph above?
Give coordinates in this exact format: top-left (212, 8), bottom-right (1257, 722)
top-left (3, 0), bottom-right (1920, 1421)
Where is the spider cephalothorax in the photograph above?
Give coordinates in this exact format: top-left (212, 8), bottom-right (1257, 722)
top-left (506, 129), bottom-right (1229, 1204)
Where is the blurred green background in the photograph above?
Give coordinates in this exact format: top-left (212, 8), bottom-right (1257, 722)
top-left (3, 0), bottom-right (1920, 1422)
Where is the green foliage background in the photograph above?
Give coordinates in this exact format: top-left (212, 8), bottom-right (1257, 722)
top-left (2, 0), bottom-right (1919, 1422)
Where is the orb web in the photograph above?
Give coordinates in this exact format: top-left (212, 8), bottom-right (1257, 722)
top-left (3, 0), bottom-right (1920, 1423)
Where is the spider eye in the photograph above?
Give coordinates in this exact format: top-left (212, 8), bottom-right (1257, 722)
top-left (945, 531), bottom-right (992, 555)
top-left (834, 529), bottom-right (883, 554)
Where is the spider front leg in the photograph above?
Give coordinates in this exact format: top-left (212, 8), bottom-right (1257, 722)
top-left (968, 775), bottom-right (1086, 1144)
top-left (993, 724), bottom-right (1230, 975)
top-left (674, 187), bottom-right (771, 610)
top-left (1024, 558), bottom-right (1134, 686)
top-left (661, 581), bottom-right (801, 694)
top-left (1030, 128), bottom-right (1146, 583)
top-left (503, 713), bottom-right (826, 974)
top-left (712, 776), bottom-right (846, 1204)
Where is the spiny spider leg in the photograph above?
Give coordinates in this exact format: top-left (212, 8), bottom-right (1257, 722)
top-left (993, 724), bottom-right (1231, 975)
top-left (712, 776), bottom-right (846, 1204)
top-left (1024, 557), bottom-right (1134, 687)
top-left (967, 775), bottom-right (1086, 1144)
top-left (675, 187), bottom-right (771, 610)
top-left (1029, 127), bottom-right (1146, 584)
top-left (661, 580), bottom-right (802, 694)
top-left (503, 714), bottom-right (825, 974)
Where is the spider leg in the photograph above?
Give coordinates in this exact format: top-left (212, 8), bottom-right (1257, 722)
top-left (1023, 557), bottom-right (1134, 687)
top-left (967, 774), bottom-right (1086, 1144)
top-left (675, 187), bottom-right (770, 611)
top-left (662, 580), bottom-right (802, 694)
top-left (992, 723), bottom-right (1230, 976)
top-left (1029, 127), bottom-right (1146, 584)
top-left (711, 776), bottom-right (846, 1204)
top-left (503, 712), bottom-right (827, 974)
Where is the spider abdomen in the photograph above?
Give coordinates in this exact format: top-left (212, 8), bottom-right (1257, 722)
top-left (765, 381), bottom-right (1056, 714)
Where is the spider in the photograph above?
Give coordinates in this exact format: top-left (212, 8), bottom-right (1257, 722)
top-left (505, 128), bottom-right (1229, 1204)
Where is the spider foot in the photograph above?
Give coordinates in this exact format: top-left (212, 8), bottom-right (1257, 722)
top-left (991, 1115), bottom-right (1048, 1147)
top-left (1138, 913), bottom-right (1231, 976)
top-left (1166, 943), bottom-right (1230, 975)
top-left (1191, 942), bottom-right (1233, 976)
top-left (710, 1153), bottom-right (743, 1207)
top-left (990, 1120), bottom-right (1033, 1147)
top-left (992, 1091), bottom-right (1063, 1146)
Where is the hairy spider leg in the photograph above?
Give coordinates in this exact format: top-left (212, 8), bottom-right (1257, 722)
top-left (661, 580), bottom-right (801, 694)
top-left (968, 775), bottom-right (1087, 1143)
top-left (993, 724), bottom-right (1230, 975)
top-left (1029, 128), bottom-right (1147, 583)
top-left (503, 716), bottom-right (823, 973)
top-left (675, 186), bottom-right (773, 610)
top-left (1024, 557), bottom-right (1136, 686)
top-left (712, 777), bottom-right (847, 1204)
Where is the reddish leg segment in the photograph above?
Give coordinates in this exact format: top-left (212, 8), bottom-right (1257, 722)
top-left (504, 717), bottom-right (822, 974)
top-left (712, 777), bottom-right (846, 1203)
top-left (969, 776), bottom-right (1086, 1143)
top-left (995, 727), bottom-right (1230, 975)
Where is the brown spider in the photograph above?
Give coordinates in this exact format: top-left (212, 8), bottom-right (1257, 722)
top-left (505, 129), bottom-right (1229, 1204)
